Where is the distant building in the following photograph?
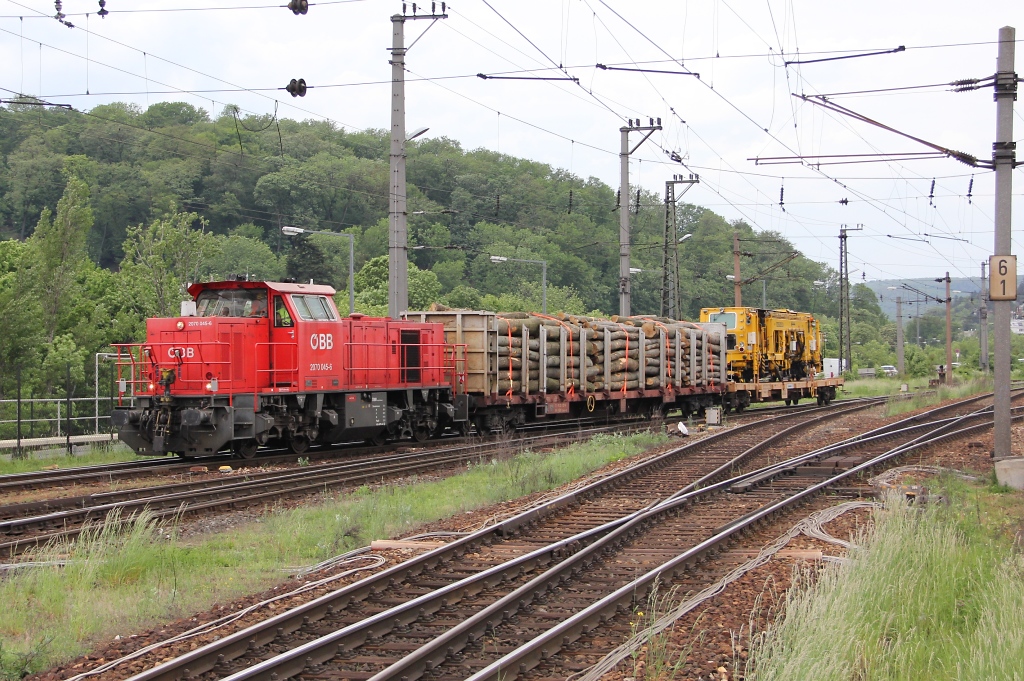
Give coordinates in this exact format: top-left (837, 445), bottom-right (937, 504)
top-left (1012, 318), bottom-right (1024, 335)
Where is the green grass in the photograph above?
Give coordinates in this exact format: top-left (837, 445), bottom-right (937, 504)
top-left (0, 430), bottom-right (667, 679)
top-left (882, 376), bottom-right (992, 417)
top-left (747, 481), bottom-right (1024, 681)
top-left (0, 442), bottom-right (145, 477)
top-left (839, 376), bottom-right (930, 399)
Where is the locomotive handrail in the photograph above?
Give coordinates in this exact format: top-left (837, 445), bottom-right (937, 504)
top-left (252, 341), bottom-right (299, 390)
top-left (111, 341), bottom-right (233, 397)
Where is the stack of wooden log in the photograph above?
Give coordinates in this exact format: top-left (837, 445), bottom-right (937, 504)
top-left (493, 312), bottom-right (722, 394)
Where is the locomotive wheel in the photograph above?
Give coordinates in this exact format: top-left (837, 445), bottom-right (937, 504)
top-left (233, 439), bottom-right (259, 459)
top-left (458, 421), bottom-right (473, 437)
top-left (289, 435), bottom-right (310, 455)
top-left (413, 425), bottom-right (431, 443)
top-left (367, 431), bottom-right (388, 447)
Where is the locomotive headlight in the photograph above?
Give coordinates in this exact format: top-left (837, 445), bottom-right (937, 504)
top-left (148, 383), bottom-right (155, 391)
top-left (176, 321), bottom-right (185, 330)
top-left (206, 378), bottom-right (219, 392)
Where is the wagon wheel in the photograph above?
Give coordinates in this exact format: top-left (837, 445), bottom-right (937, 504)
top-left (289, 435), bottom-right (310, 455)
top-left (233, 439), bottom-right (259, 459)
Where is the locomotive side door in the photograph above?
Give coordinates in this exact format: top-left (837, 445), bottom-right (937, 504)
top-left (270, 295), bottom-right (298, 390)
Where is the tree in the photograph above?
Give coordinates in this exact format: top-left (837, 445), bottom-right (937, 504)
top-left (30, 167), bottom-right (94, 342)
top-left (286, 234), bottom-right (335, 286)
top-left (119, 212), bottom-right (216, 319)
top-left (353, 255), bottom-right (442, 314)
top-left (206, 234), bottom-right (285, 281)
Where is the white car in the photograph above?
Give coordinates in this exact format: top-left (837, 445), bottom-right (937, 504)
top-left (880, 365), bottom-right (898, 377)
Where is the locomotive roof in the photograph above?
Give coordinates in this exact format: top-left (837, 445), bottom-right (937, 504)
top-left (187, 280), bottom-right (337, 297)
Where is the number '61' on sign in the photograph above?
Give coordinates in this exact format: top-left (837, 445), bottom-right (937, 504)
top-left (989, 255), bottom-right (1018, 301)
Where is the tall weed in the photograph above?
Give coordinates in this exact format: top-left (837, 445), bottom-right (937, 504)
top-left (747, 491), bottom-right (1024, 680)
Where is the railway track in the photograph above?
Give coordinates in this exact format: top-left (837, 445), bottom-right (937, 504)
top-left (0, 415), bottom-right (656, 495)
top-left (97, 391), bottom-right (1008, 681)
top-left (78, 395), bottom-right (912, 681)
top-left (0, 421), bottom-right (658, 556)
top-left (0, 395), bottom-right (882, 495)
top-left (0, 397), bottom-right (893, 557)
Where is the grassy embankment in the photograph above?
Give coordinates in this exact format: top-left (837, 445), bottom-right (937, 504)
top-left (0, 442), bottom-right (143, 476)
top-left (0, 430), bottom-right (667, 679)
top-left (747, 476), bottom-right (1024, 680)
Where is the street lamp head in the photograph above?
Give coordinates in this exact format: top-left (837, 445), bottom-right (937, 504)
top-left (407, 126), bottom-right (430, 141)
top-left (678, 234), bottom-right (693, 242)
top-left (815, 280), bottom-right (827, 286)
top-left (489, 255), bottom-right (508, 263)
top-left (629, 267), bottom-right (643, 274)
top-left (281, 225), bottom-right (305, 236)
top-left (726, 275), bottom-right (736, 281)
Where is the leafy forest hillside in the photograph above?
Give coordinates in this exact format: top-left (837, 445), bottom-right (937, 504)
top-left (0, 100), bottom-right (995, 414)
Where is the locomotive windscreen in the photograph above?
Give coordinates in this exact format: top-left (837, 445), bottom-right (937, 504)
top-left (196, 289), bottom-right (268, 318)
top-left (707, 311), bottom-right (737, 329)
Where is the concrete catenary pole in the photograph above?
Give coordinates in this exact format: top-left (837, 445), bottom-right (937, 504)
top-left (943, 272), bottom-right (953, 384)
top-left (895, 296), bottom-right (905, 375)
top-left (733, 232), bottom-right (742, 307)
top-left (388, 14), bottom-right (409, 319)
top-left (619, 127), bottom-right (631, 316)
top-left (617, 120), bottom-right (661, 316)
top-left (993, 26), bottom-right (1016, 461)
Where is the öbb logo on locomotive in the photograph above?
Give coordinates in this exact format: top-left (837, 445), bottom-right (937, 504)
top-left (110, 279), bottom-right (841, 459)
top-left (310, 333), bottom-right (334, 350)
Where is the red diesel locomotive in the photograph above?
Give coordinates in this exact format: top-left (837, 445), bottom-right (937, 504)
top-left (111, 280), bottom-right (468, 458)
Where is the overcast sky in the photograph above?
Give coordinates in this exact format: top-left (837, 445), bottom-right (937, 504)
top-left (1, 0), bottom-right (1022, 290)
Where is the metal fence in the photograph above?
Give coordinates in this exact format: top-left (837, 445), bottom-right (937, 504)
top-left (0, 395), bottom-right (118, 438)
top-left (0, 395), bottom-right (127, 439)
top-left (0, 353), bottom-right (137, 447)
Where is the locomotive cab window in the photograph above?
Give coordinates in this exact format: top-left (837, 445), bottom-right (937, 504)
top-left (400, 329), bottom-right (421, 383)
top-left (274, 297), bottom-right (293, 327)
top-left (290, 295), bottom-right (337, 321)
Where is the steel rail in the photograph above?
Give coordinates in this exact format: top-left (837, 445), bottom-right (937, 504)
top-left (118, 398), bottom-right (879, 681)
top-left (222, 393), bottom-right (974, 679)
top-left (0, 421), bottom-right (664, 555)
top-left (210, 397), bottom-right (1008, 681)
top-left (0, 423), bottom-right (649, 522)
top-left (0, 412), bottom-right (653, 492)
top-left (2, 398), bottom-right (885, 532)
top-left (462, 409), bottom-right (1020, 681)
